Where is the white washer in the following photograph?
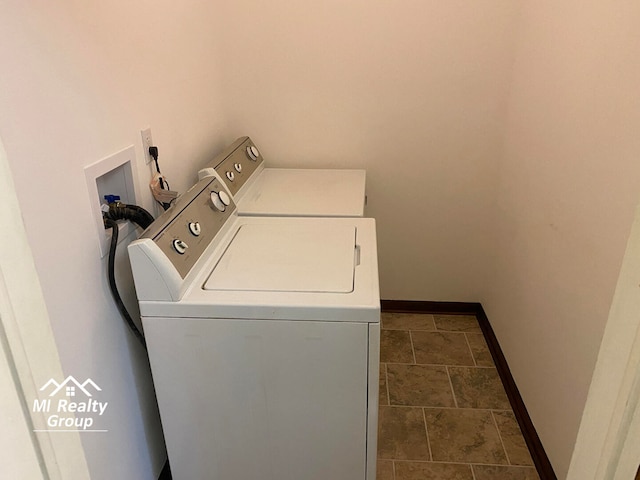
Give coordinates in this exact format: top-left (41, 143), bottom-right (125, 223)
top-left (128, 176), bottom-right (380, 480)
top-left (199, 136), bottom-right (366, 217)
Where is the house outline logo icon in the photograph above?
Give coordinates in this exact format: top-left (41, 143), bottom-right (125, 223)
top-left (33, 376), bottom-right (109, 432)
top-left (39, 376), bottom-right (102, 397)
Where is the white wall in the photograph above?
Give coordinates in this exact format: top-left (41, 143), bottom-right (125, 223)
top-left (484, 0), bottom-right (640, 477)
top-left (213, 0), bottom-right (520, 301)
top-left (0, 1), bottom-right (230, 478)
top-left (4, 1), bottom-right (640, 478)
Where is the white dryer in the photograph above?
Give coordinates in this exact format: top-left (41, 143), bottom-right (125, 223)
top-left (199, 136), bottom-right (366, 217)
top-left (128, 176), bottom-right (380, 480)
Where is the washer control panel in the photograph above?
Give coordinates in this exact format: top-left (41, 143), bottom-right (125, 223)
top-left (139, 177), bottom-right (236, 278)
top-left (208, 136), bottom-right (264, 196)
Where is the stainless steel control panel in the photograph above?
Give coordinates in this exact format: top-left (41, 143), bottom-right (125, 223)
top-left (207, 136), bottom-right (263, 196)
top-left (139, 177), bottom-right (235, 278)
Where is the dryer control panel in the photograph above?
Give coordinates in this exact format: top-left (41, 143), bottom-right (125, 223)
top-left (206, 136), bottom-right (263, 197)
top-left (137, 177), bottom-right (236, 278)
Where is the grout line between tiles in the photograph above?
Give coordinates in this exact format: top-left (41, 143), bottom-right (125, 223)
top-left (470, 463), bottom-right (477, 480)
top-left (422, 408), bottom-right (434, 462)
top-left (428, 314), bottom-right (436, 330)
top-left (383, 363), bottom-right (390, 406)
top-left (409, 330), bottom-right (417, 364)
top-left (391, 460), bottom-right (396, 480)
top-left (445, 366), bottom-right (459, 408)
top-left (473, 464), bottom-right (539, 469)
top-left (381, 327), bottom-right (436, 332)
top-left (464, 332), bottom-right (478, 367)
top-left (381, 404), bottom-right (513, 413)
top-left (390, 459), bottom-right (533, 468)
top-left (383, 361), bottom-right (490, 368)
top-left (491, 410), bottom-right (512, 465)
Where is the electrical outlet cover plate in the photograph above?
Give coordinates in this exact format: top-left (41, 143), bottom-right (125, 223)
top-left (84, 145), bottom-right (138, 257)
top-left (141, 128), bottom-right (153, 165)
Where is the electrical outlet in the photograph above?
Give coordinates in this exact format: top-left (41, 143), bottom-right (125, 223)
top-left (141, 127), bottom-right (153, 165)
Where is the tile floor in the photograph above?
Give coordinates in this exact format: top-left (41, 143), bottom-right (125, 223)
top-left (377, 312), bottom-right (540, 480)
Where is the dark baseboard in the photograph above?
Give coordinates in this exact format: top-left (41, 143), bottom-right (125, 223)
top-left (381, 300), bottom-right (557, 480)
top-left (474, 305), bottom-right (557, 480)
top-left (380, 299), bottom-right (479, 315)
top-left (158, 459), bottom-right (171, 480)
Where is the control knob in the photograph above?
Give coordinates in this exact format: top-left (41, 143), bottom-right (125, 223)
top-left (188, 222), bottom-right (201, 236)
top-left (226, 171), bottom-right (235, 181)
top-left (234, 163), bottom-right (242, 173)
top-left (246, 145), bottom-right (259, 161)
top-left (210, 190), bottom-right (231, 212)
top-left (172, 239), bottom-right (188, 255)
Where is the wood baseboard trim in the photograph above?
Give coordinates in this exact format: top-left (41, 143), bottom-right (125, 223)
top-left (380, 299), bottom-right (479, 315)
top-left (381, 300), bottom-right (557, 480)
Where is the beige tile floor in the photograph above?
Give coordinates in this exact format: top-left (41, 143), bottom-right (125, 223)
top-left (377, 312), bottom-right (540, 480)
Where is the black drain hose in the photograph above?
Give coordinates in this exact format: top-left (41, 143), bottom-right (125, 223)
top-left (104, 203), bottom-right (154, 230)
top-left (103, 203), bottom-right (155, 349)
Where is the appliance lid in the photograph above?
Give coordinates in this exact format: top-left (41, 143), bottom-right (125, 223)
top-left (203, 223), bottom-right (357, 293)
top-left (239, 168), bottom-right (366, 217)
